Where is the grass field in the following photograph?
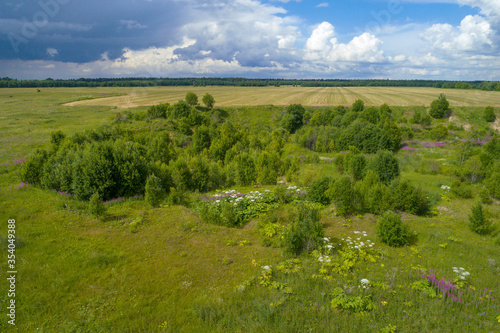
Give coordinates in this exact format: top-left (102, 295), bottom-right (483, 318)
top-left (55, 86), bottom-right (500, 108)
top-left (1, 88), bottom-right (499, 332)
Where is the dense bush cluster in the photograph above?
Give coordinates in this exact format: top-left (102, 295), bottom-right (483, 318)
top-left (19, 94), bottom-right (498, 235)
top-left (303, 150), bottom-right (430, 217)
top-left (295, 100), bottom-right (401, 153)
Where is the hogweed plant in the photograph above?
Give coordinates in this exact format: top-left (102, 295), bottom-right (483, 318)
top-left (452, 267), bottom-right (470, 289)
top-left (331, 281), bottom-right (376, 313)
top-left (312, 232), bottom-right (377, 280)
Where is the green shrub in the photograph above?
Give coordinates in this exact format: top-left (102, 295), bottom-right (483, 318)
top-left (171, 158), bottom-right (193, 191)
top-left (334, 153), bottom-right (346, 173)
top-left (380, 103), bottom-right (392, 115)
top-left (147, 103), bottom-right (171, 118)
top-left (72, 142), bottom-right (118, 200)
top-left (172, 100), bottom-right (192, 119)
top-left (50, 130), bottom-right (66, 149)
top-left (327, 176), bottom-right (355, 216)
top-left (256, 151), bottom-right (279, 185)
top-left (429, 94), bottom-right (449, 119)
top-left (369, 150), bottom-right (400, 185)
top-left (235, 153), bottom-right (256, 186)
top-left (88, 192), bottom-right (106, 217)
top-left (20, 149), bottom-right (49, 185)
top-left (190, 157), bottom-right (211, 193)
top-left (430, 124), bottom-right (448, 141)
top-left (479, 186), bottom-right (492, 205)
top-left (364, 183), bottom-right (393, 215)
top-left (284, 203), bottom-right (324, 255)
top-left (185, 92), bottom-right (198, 106)
top-left (113, 140), bottom-right (149, 197)
top-left (348, 154), bottom-right (367, 181)
top-left (192, 125), bottom-right (211, 153)
top-left (484, 106), bottom-right (496, 123)
top-left (145, 174), bottom-right (164, 208)
top-left (451, 180), bottom-right (474, 199)
top-left (468, 202), bottom-right (492, 235)
top-left (281, 104), bottom-right (305, 134)
top-left (376, 211), bottom-right (411, 247)
top-left (352, 99), bottom-right (365, 112)
top-left (307, 176), bottom-right (333, 205)
top-left (41, 145), bottom-right (75, 193)
top-left (486, 171), bottom-right (500, 199)
top-left (361, 106), bottom-right (379, 124)
top-left (166, 187), bottom-right (190, 207)
top-left (392, 179), bottom-right (430, 216)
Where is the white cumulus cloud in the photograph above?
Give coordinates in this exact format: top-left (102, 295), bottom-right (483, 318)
top-left (305, 22), bottom-right (385, 63)
top-left (423, 15), bottom-right (493, 53)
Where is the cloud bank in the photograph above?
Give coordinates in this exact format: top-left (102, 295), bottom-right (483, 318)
top-left (0, 0), bottom-right (499, 79)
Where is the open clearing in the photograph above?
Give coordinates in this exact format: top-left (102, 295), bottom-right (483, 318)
top-left (60, 86), bottom-right (500, 108)
top-left (1, 87), bottom-right (499, 332)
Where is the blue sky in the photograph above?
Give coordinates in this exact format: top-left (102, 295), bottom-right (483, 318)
top-left (0, 0), bottom-right (499, 80)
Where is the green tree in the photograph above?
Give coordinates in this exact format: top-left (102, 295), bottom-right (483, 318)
top-left (88, 192), bottom-right (106, 217)
top-left (429, 94), bottom-right (449, 118)
top-left (284, 204), bottom-right (324, 255)
top-left (281, 104), bottom-right (305, 133)
top-left (376, 211), bottom-right (411, 247)
top-left (484, 106), bottom-right (496, 122)
top-left (72, 142), bottom-right (119, 201)
top-left (364, 183), bottom-right (393, 215)
top-left (113, 140), bottom-right (149, 197)
top-left (190, 157), bottom-right (211, 193)
top-left (379, 120), bottom-right (402, 152)
top-left (348, 154), bottom-right (367, 181)
top-left (202, 93), bottom-right (215, 109)
top-left (256, 151), bottom-right (280, 185)
top-left (41, 144), bottom-right (76, 193)
top-left (380, 103), bottom-right (392, 115)
top-left (307, 176), bottom-right (333, 205)
top-left (235, 153), bottom-right (257, 186)
top-left (147, 103), bottom-right (171, 118)
top-left (185, 92), bottom-right (198, 106)
top-left (463, 155), bottom-right (484, 183)
top-left (192, 125), bottom-right (211, 153)
top-left (147, 132), bottom-right (176, 165)
top-left (391, 179), bottom-right (429, 216)
top-left (369, 150), bottom-right (400, 185)
top-left (327, 176), bottom-right (355, 216)
top-left (20, 149), bottom-right (49, 185)
top-left (172, 100), bottom-right (192, 119)
top-left (486, 171), bottom-right (500, 199)
top-left (361, 106), bottom-right (379, 124)
top-left (352, 99), bottom-right (365, 112)
top-left (145, 174), bottom-right (164, 208)
top-left (171, 158), bottom-right (193, 191)
top-left (468, 202), bottom-right (492, 235)
top-left (50, 130), bottom-right (66, 149)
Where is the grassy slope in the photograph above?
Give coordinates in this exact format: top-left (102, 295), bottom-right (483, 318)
top-left (0, 88), bottom-right (499, 332)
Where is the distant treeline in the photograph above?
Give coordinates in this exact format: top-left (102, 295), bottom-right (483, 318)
top-left (1, 77), bottom-right (500, 91)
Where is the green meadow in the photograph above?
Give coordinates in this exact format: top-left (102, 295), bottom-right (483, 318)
top-left (1, 87), bottom-right (500, 332)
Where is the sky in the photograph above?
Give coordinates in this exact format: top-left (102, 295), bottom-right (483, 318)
top-left (0, 0), bottom-right (499, 80)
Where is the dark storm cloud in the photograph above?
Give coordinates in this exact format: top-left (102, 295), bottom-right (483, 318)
top-left (0, 0), bottom-right (185, 62)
